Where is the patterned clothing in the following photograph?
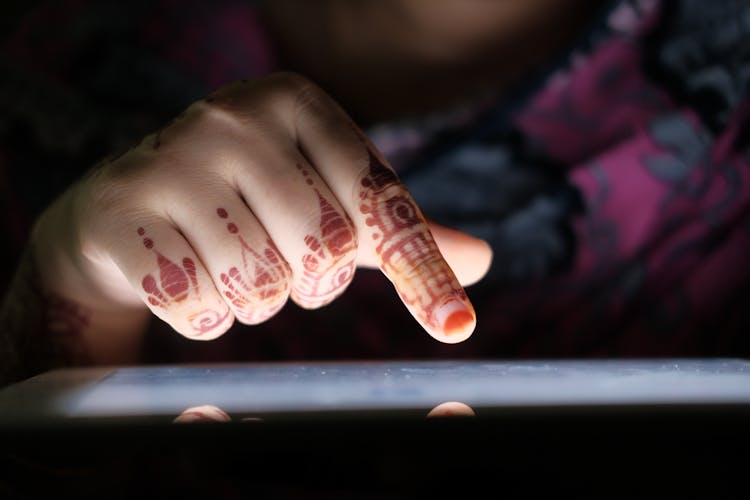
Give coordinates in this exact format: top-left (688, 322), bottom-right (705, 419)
top-left (1, 0), bottom-right (749, 363)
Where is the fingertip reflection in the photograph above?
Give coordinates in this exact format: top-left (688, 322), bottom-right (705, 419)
top-left (173, 404), bottom-right (231, 423)
top-left (426, 401), bottom-right (476, 418)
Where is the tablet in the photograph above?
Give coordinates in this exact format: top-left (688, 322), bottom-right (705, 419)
top-left (2, 358), bottom-right (749, 425)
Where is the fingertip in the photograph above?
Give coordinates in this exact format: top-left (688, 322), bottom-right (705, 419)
top-left (438, 322), bottom-right (474, 344)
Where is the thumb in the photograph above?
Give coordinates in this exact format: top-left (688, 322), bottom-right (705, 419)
top-left (426, 219), bottom-right (493, 287)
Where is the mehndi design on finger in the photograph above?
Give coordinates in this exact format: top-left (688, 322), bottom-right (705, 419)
top-left (216, 209), bottom-right (290, 323)
top-left (138, 227), bottom-right (229, 335)
top-left (138, 226), bottom-right (198, 307)
top-left (293, 163), bottom-right (357, 307)
top-left (357, 150), bottom-right (474, 336)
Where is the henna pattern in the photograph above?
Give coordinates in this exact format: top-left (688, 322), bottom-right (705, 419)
top-left (294, 164), bottom-right (357, 307)
top-left (188, 308), bottom-right (231, 335)
top-left (216, 209), bottom-right (290, 323)
top-left (358, 150), bottom-right (473, 335)
top-left (138, 227), bottom-right (198, 307)
top-left (137, 227), bottom-right (228, 336)
top-left (47, 293), bottom-right (90, 336)
top-left (1, 246), bottom-right (92, 385)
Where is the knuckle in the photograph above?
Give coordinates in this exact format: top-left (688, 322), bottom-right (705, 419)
top-left (358, 163), bottom-right (401, 198)
top-left (82, 159), bottom-right (149, 227)
top-left (191, 95), bottom-right (246, 133)
top-left (265, 71), bottom-right (317, 95)
top-left (362, 185), bottom-right (425, 236)
top-left (233, 71), bottom-right (321, 114)
top-left (263, 71), bottom-right (327, 117)
top-left (371, 182), bottom-right (412, 206)
top-left (177, 72), bottom-right (326, 138)
top-left (292, 79), bottom-right (325, 111)
top-left (82, 153), bottom-right (176, 239)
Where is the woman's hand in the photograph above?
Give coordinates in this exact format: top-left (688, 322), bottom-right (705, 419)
top-left (30, 73), bottom-right (492, 363)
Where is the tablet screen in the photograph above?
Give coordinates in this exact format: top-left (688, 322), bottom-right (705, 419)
top-left (2, 358), bottom-right (750, 423)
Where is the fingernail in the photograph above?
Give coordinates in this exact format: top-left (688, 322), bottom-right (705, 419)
top-left (434, 293), bottom-right (475, 337)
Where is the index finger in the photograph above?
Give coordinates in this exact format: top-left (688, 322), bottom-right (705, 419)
top-left (357, 147), bottom-right (475, 342)
top-left (283, 77), bottom-right (475, 343)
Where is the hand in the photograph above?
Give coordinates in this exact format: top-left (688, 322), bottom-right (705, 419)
top-left (32, 73), bottom-right (492, 361)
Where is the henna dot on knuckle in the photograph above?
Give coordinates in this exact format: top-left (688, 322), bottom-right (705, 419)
top-left (295, 161), bottom-right (315, 186)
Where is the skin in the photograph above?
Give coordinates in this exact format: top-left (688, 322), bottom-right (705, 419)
top-left (0, 0), bottom-right (600, 381)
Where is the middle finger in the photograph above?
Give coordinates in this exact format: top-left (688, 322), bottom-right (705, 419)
top-left (230, 143), bottom-right (359, 310)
